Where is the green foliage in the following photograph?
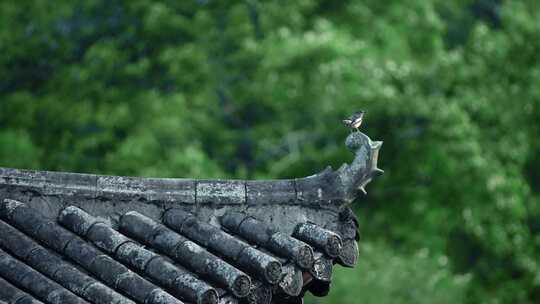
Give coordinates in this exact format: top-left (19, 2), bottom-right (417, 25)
top-left (306, 242), bottom-right (471, 304)
top-left (0, 130), bottom-right (40, 169)
top-left (1, 0), bottom-right (539, 302)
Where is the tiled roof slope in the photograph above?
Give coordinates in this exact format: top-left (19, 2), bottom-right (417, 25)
top-left (0, 132), bottom-right (382, 304)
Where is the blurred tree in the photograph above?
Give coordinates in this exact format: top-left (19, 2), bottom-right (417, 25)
top-left (1, 0), bottom-right (539, 303)
top-left (307, 242), bottom-right (470, 304)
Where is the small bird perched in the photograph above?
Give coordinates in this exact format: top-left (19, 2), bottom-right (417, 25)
top-left (343, 111), bottom-right (365, 132)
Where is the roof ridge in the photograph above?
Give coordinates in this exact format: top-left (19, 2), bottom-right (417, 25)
top-left (0, 132), bottom-right (382, 208)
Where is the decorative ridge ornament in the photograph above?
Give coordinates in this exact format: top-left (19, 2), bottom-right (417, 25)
top-left (340, 131), bottom-right (384, 200)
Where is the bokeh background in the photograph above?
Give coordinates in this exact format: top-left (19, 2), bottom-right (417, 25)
top-left (1, 0), bottom-right (539, 303)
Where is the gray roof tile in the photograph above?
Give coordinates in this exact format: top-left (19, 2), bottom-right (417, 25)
top-left (0, 248), bottom-right (88, 304)
top-left (0, 194), bottom-right (358, 304)
top-left (0, 220), bottom-right (132, 304)
top-left (59, 207), bottom-right (216, 304)
top-left (120, 211), bottom-right (251, 299)
top-left (163, 209), bottom-right (282, 285)
top-left (0, 276), bottom-right (43, 304)
top-left (293, 223), bottom-right (343, 258)
top-left (0, 186), bottom-right (363, 304)
top-left (221, 212), bottom-right (314, 270)
top-left (0, 190), bottom-right (360, 304)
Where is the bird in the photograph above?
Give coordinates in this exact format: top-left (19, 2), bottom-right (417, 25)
top-left (343, 111), bottom-right (365, 132)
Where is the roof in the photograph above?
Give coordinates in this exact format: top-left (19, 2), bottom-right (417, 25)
top-left (0, 132), bottom-right (382, 304)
